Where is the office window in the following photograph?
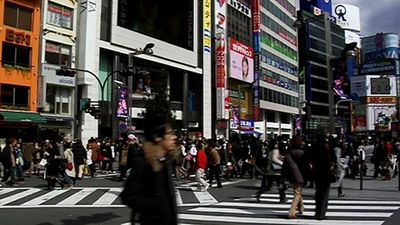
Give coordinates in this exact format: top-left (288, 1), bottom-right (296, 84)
top-left (45, 41), bottom-right (71, 66)
top-left (47, 2), bottom-right (73, 29)
top-left (45, 85), bottom-right (72, 115)
top-left (0, 84), bottom-right (29, 110)
top-left (1, 42), bottom-right (31, 68)
top-left (4, 2), bottom-right (33, 31)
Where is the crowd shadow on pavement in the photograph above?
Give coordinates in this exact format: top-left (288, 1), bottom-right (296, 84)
top-left (60, 212), bottom-right (120, 225)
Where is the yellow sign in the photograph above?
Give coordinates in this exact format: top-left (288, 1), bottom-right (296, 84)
top-left (203, 0), bottom-right (211, 51)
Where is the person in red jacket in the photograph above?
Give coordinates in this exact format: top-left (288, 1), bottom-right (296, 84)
top-left (195, 143), bottom-right (209, 191)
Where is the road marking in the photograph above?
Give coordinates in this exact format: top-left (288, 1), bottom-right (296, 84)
top-left (21, 189), bottom-right (68, 206)
top-left (191, 187), bottom-right (218, 205)
top-left (0, 189), bottom-right (42, 205)
top-left (238, 196), bottom-right (400, 205)
top-left (57, 188), bottom-right (97, 205)
top-left (0, 188), bottom-right (18, 195)
top-left (179, 213), bottom-right (384, 225)
top-left (189, 207), bottom-right (393, 217)
top-left (92, 188), bottom-right (121, 205)
top-left (216, 202), bottom-right (400, 210)
top-left (175, 189), bottom-right (183, 205)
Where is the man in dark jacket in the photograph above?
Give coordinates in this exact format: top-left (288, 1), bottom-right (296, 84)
top-left (1, 137), bottom-right (17, 186)
top-left (120, 90), bottom-right (177, 225)
top-left (72, 140), bottom-right (87, 179)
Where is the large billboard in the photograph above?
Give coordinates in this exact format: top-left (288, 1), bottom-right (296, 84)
top-left (362, 33), bottom-right (399, 56)
top-left (229, 38), bottom-right (254, 83)
top-left (332, 4), bottom-right (361, 32)
top-left (300, 0), bottom-right (332, 15)
top-left (117, 0), bottom-right (194, 50)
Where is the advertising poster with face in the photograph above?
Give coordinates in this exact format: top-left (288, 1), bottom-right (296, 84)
top-left (229, 39), bottom-right (254, 83)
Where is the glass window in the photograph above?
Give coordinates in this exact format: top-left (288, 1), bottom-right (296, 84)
top-left (0, 84), bottom-right (29, 110)
top-left (266, 111), bottom-right (276, 122)
top-left (45, 41), bottom-right (71, 66)
top-left (4, 2), bottom-right (33, 31)
top-left (47, 2), bottom-right (73, 29)
top-left (1, 42), bottom-right (31, 68)
top-left (45, 85), bottom-right (72, 115)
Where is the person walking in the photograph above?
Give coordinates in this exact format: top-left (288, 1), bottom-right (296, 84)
top-left (120, 90), bottom-right (178, 225)
top-left (1, 137), bottom-right (18, 186)
top-left (311, 134), bottom-right (336, 220)
top-left (283, 136), bottom-right (308, 219)
top-left (256, 139), bottom-right (286, 202)
top-left (208, 141), bottom-right (223, 188)
top-left (333, 138), bottom-right (347, 197)
top-left (195, 143), bottom-right (209, 191)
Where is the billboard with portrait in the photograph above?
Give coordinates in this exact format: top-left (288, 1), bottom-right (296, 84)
top-left (229, 38), bottom-right (254, 83)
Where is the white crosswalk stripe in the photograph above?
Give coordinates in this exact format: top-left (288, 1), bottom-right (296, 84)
top-left (0, 186), bottom-right (219, 208)
top-left (177, 193), bottom-right (400, 225)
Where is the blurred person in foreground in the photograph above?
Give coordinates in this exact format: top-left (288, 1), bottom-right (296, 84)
top-left (120, 89), bottom-right (177, 225)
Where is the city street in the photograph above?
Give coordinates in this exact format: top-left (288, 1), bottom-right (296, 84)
top-left (0, 165), bottom-right (399, 225)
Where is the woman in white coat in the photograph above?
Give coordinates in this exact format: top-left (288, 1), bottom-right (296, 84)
top-left (64, 144), bottom-right (75, 187)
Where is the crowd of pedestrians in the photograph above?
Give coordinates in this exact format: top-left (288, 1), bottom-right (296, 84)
top-left (0, 130), bottom-right (398, 222)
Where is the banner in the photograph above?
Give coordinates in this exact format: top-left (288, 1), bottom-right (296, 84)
top-left (229, 38), bottom-right (254, 83)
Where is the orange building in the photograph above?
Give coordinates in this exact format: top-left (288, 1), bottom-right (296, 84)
top-left (0, 0), bottom-right (44, 139)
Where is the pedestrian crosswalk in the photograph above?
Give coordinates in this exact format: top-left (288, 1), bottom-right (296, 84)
top-left (0, 186), bottom-right (219, 209)
top-left (177, 193), bottom-right (400, 225)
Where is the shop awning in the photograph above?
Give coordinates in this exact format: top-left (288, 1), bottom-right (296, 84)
top-left (0, 111), bottom-right (46, 123)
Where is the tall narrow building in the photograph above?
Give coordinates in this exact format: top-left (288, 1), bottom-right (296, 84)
top-left (252, 0), bottom-right (299, 139)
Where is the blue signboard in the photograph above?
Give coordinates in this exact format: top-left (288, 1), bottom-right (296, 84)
top-left (300, 0), bottom-right (332, 15)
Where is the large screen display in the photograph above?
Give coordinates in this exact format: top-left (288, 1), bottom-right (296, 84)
top-left (117, 0), bottom-right (194, 50)
top-left (370, 77), bottom-right (390, 94)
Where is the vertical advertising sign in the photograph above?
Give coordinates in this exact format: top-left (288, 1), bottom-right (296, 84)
top-left (252, 0), bottom-right (261, 121)
top-left (116, 87), bottom-right (129, 118)
top-left (215, 0), bottom-right (227, 120)
top-left (203, 0), bottom-right (212, 52)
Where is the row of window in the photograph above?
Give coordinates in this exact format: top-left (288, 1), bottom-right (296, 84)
top-left (272, 0), bottom-right (296, 16)
top-left (261, 68), bottom-right (299, 92)
top-left (261, 49), bottom-right (298, 77)
top-left (0, 83), bottom-right (73, 114)
top-left (1, 40), bottom-right (71, 68)
top-left (3, 1), bottom-right (73, 31)
top-left (261, 31), bottom-right (297, 61)
top-left (260, 13), bottom-right (296, 46)
top-left (266, 111), bottom-right (292, 124)
top-left (264, 88), bottom-right (298, 108)
top-left (261, 0), bottom-right (296, 32)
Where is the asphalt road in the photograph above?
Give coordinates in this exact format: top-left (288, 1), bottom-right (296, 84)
top-left (0, 167), bottom-right (399, 225)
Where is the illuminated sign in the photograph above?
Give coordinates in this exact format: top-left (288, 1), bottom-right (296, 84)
top-left (367, 96), bottom-right (397, 104)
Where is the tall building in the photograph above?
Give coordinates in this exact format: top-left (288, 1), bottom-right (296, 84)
top-left (216, 0), bottom-right (254, 138)
top-left (38, 0), bottom-right (78, 140)
top-left (75, 0), bottom-right (210, 143)
top-left (0, 0), bottom-right (44, 140)
top-left (252, 0), bottom-right (299, 139)
top-left (297, 9), bottom-right (346, 134)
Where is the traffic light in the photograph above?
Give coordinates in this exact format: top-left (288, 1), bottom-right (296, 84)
top-left (56, 68), bottom-right (76, 77)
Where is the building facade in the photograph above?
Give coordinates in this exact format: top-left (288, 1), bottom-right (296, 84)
top-left (38, 0), bottom-right (78, 140)
top-left (297, 8), bottom-right (346, 134)
top-left (0, 0), bottom-right (44, 141)
top-left (254, 0), bottom-right (299, 139)
top-left (75, 0), bottom-right (209, 143)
